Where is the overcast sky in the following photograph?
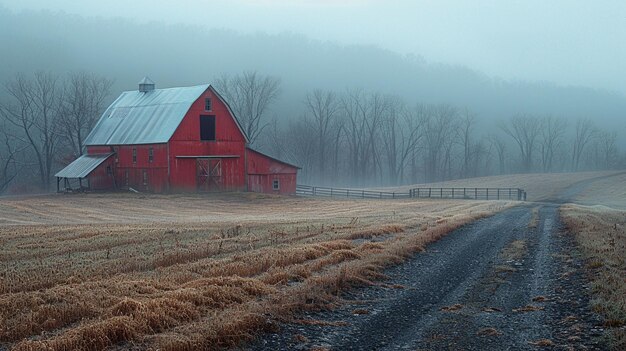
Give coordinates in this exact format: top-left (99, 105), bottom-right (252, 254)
top-left (3, 0), bottom-right (626, 95)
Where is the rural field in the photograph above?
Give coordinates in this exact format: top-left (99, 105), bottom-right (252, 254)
top-left (377, 170), bottom-right (625, 202)
top-left (0, 193), bottom-right (509, 350)
top-left (1, 170), bottom-right (625, 350)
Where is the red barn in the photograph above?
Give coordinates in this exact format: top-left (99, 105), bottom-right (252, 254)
top-left (55, 78), bottom-right (299, 194)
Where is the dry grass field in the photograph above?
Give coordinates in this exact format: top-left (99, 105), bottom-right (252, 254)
top-left (561, 205), bottom-right (626, 350)
top-left (569, 172), bottom-right (626, 210)
top-left (376, 170), bottom-right (623, 202)
top-left (0, 193), bottom-right (511, 350)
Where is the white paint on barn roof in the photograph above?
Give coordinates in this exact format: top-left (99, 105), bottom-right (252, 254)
top-left (55, 153), bottom-right (113, 178)
top-left (84, 84), bottom-right (210, 146)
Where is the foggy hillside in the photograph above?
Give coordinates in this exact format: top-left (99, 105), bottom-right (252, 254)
top-left (1, 6), bottom-right (625, 141)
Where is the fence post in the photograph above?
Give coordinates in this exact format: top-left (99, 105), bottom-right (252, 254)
top-left (429, 188), bottom-right (432, 197)
top-left (452, 188), bottom-right (455, 198)
top-left (464, 188), bottom-right (466, 198)
top-left (440, 188), bottom-right (443, 198)
top-left (330, 188), bottom-right (333, 197)
top-left (475, 188), bottom-right (477, 199)
top-left (313, 187), bottom-right (316, 196)
top-left (497, 188), bottom-right (500, 200)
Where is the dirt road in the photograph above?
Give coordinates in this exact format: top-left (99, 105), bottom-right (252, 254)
top-left (253, 204), bottom-right (604, 350)
top-left (251, 172), bottom-right (626, 350)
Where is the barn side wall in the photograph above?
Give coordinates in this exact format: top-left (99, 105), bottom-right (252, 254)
top-left (87, 144), bottom-right (168, 192)
top-left (87, 157), bottom-right (116, 190)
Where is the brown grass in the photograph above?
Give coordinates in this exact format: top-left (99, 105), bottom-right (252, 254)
top-left (528, 207), bottom-right (540, 229)
top-left (568, 172), bottom-right (626, 209)
top-left (477, 327), bottom-right (501, 336)
top-left (500, 239), bottom-right (527, 262)
top-left (561, 204), bottom-right (626, 350)
top-left (528, 338), bottom-right (554, 347)
top-left (512, 305), bottom-right (544, 313)
top-left (0, 193), bottom-right (512, 350)
top-left (440, 304), bottom-right (463, 312)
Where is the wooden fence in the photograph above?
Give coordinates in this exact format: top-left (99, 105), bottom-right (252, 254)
top-left (296, 184), bottom-right (526, 201)
top-left (296, 185), bottom-right (411, 199)
top-left (410, 187), bottom-right (526, 201)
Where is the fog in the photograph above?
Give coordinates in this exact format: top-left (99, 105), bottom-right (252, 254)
top-left (0, 1), bottom-right (625, 191)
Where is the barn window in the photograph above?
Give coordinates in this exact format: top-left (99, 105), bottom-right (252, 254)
top-left (272, 179), bottom-right (280, 190)
top-left (204, 98), bottom-right (212, 111)
top-left (106, 166), bottom-right (112, 175)
top-left (149, 148), bottom-right (154, 163)
top-left (132, 148), bottom-right (137, 163)
top-left (143, 170), bottom-right (148, 186)
top-left (200, 115), bottom-right (216, 141)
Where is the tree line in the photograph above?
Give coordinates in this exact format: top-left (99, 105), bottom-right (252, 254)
top-left (219, 72), bottom-right (623, 186)
top-left (0, 72), bottom-right (112, 192)
top-left (0, 70), bottom-right (624, 193)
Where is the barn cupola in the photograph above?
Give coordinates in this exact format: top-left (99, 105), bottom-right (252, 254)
top-left (138, 76), bottom-right (155, 92)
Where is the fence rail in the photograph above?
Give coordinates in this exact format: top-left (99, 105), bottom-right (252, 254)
top-left (410, 187), bottom-right (526, 200)
top-left (296, 184), bottom-right (526, 201)
top-left (296, 185), bottom-right (411, 199)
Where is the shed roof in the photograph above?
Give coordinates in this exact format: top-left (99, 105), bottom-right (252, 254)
top-left (247, 147), bottom-right (301, 169)
top-left (55, 153), bottom-right (113, 178)
top-left (84, 84), bottom-right (249, 146)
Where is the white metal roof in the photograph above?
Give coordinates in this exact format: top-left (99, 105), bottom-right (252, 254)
top-left (84, 83), bottom-right (249, 146)
top-left (84, 84), bottom-right (210, 145)
top-left (55, 153), bottom-right (113, 178)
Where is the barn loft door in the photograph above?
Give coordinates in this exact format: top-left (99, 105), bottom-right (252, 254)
top-left (196, 159), bottom-right (223, 191)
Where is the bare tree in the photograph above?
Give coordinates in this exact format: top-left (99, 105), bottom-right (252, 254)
top-left (215, 71), bottom-right (280, 144)
top-left (571, 118), bottom-right (597, 171)
top-left (539, 116), bottom-right (567, 172)
top-left (380, 100), bottom-right (425, 184)
top-left (597, 130), bottom-right (618, 169)
top-left (457, 109), bottom-right (476, 178)
top-left (422, 104), bottom-right (458, 182)
top-left (339, 90), bottom-right (390, 185)
top-left (487, 134), bottom-right (507, 175)
top-left (0, 128), bottom-right (20, 194)
top-left (305, 90), bottom-right (340, 181)
top-left (283, 118), bottom-right (317, 183)
top-left (59, 72), bottom-right (113, 156)
top-left (499, 114), bottom-right (541, 172)
top-left (0, 72), bottom-right (61, 191)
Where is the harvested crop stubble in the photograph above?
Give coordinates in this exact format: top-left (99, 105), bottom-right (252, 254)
top-left (0, 193), bottom-right (512, 350)
top-left (561, 204), bottom-right (626, 350)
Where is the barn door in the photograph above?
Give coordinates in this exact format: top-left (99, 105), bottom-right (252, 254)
top-left (196, 159), bottom-right (223, 191)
